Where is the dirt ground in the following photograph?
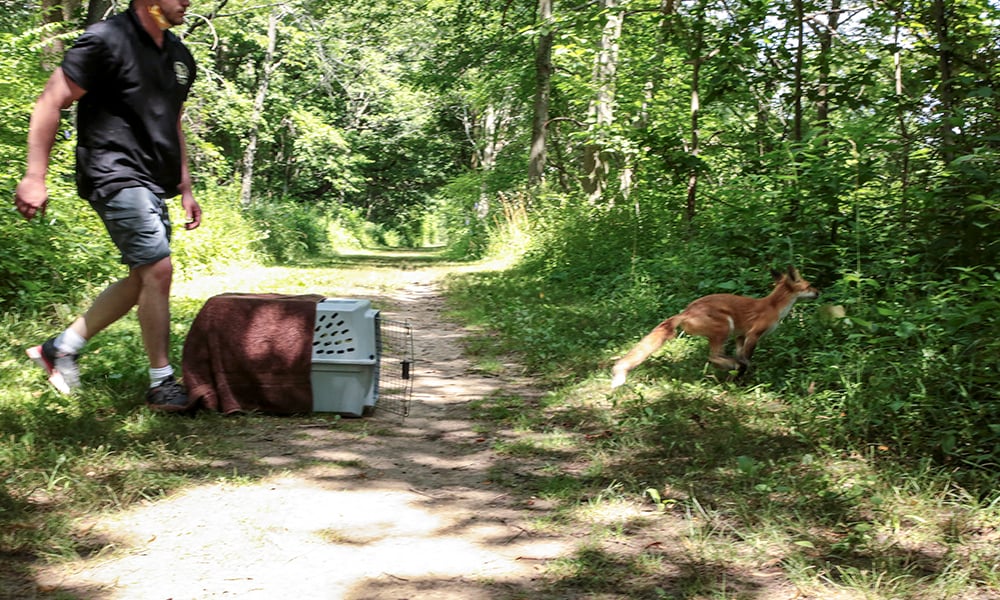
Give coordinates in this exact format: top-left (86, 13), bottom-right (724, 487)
top-left (27, 265), bottom-right (594, 599)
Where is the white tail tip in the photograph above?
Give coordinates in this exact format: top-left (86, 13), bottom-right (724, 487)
top-left (610, 371), bottom-right (626, 390)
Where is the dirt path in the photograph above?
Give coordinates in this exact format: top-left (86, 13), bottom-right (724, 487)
top-left (32, 265), bottom-right (576, 599)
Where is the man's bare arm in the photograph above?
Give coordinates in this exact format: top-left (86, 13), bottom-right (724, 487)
top-left (14, 68), bottom-right (87, 220)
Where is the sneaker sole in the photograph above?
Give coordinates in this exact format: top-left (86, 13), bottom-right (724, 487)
top-left (146, 400), bottom-right (194, 414)
top-left (26, 345), bottom-right (72, 395)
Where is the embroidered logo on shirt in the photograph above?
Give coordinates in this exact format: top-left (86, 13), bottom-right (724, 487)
top-left (174, 61), bottom-right (190, 85)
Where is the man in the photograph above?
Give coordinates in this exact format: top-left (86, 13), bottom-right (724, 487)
top-left (14, 0), bottom-right (202, 412)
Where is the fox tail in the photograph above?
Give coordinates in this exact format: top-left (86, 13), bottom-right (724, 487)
top-left (610, 316), bottom-right (680, 389)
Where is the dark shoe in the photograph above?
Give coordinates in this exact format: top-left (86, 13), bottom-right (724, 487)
top-left (27, 337), bottom-right (80, 394)
top-left (146, 376), bottom-right (193, 413)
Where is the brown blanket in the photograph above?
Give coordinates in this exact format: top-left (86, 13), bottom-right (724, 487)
top-left (181, 293), bottom-right (324, 415)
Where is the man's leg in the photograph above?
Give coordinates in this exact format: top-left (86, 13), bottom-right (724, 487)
top-left (30, 187), bottom-right (190, 408)
top-left (71, 272), bottom-right (143, 340)
top-left (136, 256), bottom-right (191, 412)
top-left (28, 273), bottom-right (141, 393)
top-left (88, 187), bottom-right (179, 382)
top-left (72, 256), bottom-right (174, 370)
top-left (134, 256), bottom-right (173, 370)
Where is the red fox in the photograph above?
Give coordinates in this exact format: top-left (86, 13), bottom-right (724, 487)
top-left (610, 266), bottom-right (819, 389)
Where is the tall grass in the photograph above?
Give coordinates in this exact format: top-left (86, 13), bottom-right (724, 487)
top-left (455, 193), bottom-right (1000, 495)
top-left (445, 266), bottom-right (1000, 599)
top-left (440, 192), bottom-right (1000, 598)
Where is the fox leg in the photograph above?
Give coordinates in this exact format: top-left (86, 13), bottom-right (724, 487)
top-left (739, 335), bottom-right (760, 362)
top-left (732, 334), bottom-right (760, 378)
top-left (706, 334), bottom-right (743, 372)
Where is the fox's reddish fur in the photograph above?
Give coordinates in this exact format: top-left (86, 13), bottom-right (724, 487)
top-left (610, 266), bottom-right (818, 389)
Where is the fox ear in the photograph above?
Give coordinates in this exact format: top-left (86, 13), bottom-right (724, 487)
top-left (786, 265), bottom-right (799, 280)
top-left (771, 268), bottom-right (783, 281)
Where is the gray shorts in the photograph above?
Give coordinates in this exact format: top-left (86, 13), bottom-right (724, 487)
top-left (90, 187), bottom-right (172, 268)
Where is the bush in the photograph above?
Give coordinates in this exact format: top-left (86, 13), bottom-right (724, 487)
top-left (167, 183), bottom-right (261, 278)
top-left (0, 27), bottom-right (121, 312)
top-left (777, 266), bottom-right (1000, 492)
top-left (0, 199), bottom-right (122, 313)
top-left (246, 198), bottom-right (333, 264)
top-left (431, 171), bottom-right (490, 258)
top-left (466, 184), bottom-right (1000, 493)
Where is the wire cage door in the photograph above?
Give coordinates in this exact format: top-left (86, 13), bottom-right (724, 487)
top-left (375, 317), bottom-right (414, 417)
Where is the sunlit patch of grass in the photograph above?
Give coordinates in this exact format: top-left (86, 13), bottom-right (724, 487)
top-left (471, 357), bottom-right (505, 376)
top-left (447, 262), bottom-right (1000, 600)
top-left (173, 250), bottom-right (459, 305)
top-left (570, 495), bottom-right (649, 535)
top-left (542, 541), bottom-right (682, 598)
top-left (493, 430), bottom-right (577, 456)
top-left (492, 439), bottom-right (546, 458)
top-left (469, 393), bottom-right (545, 432)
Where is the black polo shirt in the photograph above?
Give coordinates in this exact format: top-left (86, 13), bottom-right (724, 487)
top-left (61, 8), bottom-right (196, 201)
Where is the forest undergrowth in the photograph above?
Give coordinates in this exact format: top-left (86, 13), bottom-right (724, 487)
top-left (445, 256), bottom-right (1000, 600)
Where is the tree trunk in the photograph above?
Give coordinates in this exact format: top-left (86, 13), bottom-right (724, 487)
top-left (932, 0), bottom-right (956, 164)
top-left (625, 0), bottom-right (676, 202)
top-left (815, 0), bottom-right (841, 132)
top-left (40, 0), bottom-right (66, 58)
top-left (240, 9), bottom-right (283, 208)
top-left (685, 4), bottom-right (705, 224)
top-left (814, 0), bottom-right (842, 246)
top-left (86, 0), bottom-right (112, 24)
top-left (892, 7), bottom-right (911, 221)
top-left (755, 76), bottom-right (776, 161)
top-left (792, 0), bottom-right (804, 145)
top-left (636, 0), bottom-right (675, 130)
top-left (789, 0), bottom-right (805, 220)
top-left (582, 0), bottom-right (622, 204)
top-left (528, 0), bottom-right (553, 186)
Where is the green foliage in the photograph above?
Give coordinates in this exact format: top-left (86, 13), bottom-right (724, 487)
top-left (178, 0), bottom-right (464, 234)
top-left (246, 198), bottom-right (334, 264)
top-left (169, 184), bottom-right (263, 278)
top-left (432, 171), bottom-right (491, 258)
top-left (0, 28), bottom-right (119, 312)
top-left (325, 205), bottom-right (374, 250)
top-left (777, 267), bottom-right (1000, 488)
top-left (284, 108), bottom-right (367, 200)
top-left (0, 199), bottom-right (121, 312)
top-left (450, 177), bottom-right (1000, 494)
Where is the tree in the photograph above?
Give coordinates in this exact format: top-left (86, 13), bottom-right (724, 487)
top-left (239, 6), bottom-right (285, 207)
top-left (684, 0), bottom-right (710, 223)
top-left (582, 0), bottom-right (624, 203)
top-left (86, 0), bottom-right (113, 24)
top-left (528, 0), bottom-right (552, 186)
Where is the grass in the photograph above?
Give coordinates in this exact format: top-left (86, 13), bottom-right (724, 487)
top-left (3, 249), bottom-right (999, 599)
top-left (444, 264), bottom-right (1000, 599)
top-left (468, 378), bottom-right (1000, 598)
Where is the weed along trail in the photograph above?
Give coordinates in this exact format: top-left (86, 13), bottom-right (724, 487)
top-left (31, 253), bottom-right (576, 599)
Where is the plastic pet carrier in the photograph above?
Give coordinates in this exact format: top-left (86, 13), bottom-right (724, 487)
top-left (310, 298), bottom-right (413, 417)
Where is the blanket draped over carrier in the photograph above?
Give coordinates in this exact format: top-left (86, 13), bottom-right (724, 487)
top-left (181, 293), bottom-right (324, 415)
